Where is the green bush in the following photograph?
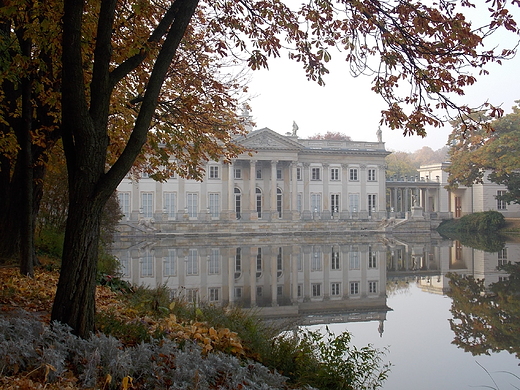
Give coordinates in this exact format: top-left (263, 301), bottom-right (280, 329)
top-left (35, 228), bottom-right (64, 258)
top-left (267, 327), bottom-right (390, 390)
top-left (458, 211), bottom-right (505, 232)
top-left (438, 211), bottom-right (505, 234)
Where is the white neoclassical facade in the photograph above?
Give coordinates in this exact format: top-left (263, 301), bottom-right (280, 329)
top-left (116, 127), bottom-right (390, 227)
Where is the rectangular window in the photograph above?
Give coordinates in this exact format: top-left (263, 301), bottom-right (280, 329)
top-left (311, 247), bottom-right (322, 271)
top-left (186, 289), bottom-right (198, 303)
top-left (235, 248), bottom-right (242, 272)
top-left (119, 251), bottom-right (130, 277)
top-left (209, 165), bottom-right (219, 179)
top-left (368, 281), bottom-right (378, 294)
top-left (186, 193), bottom-right (198, 218)
top-left (497, 190), bottom-right (507, 210)
top-left (164, 249), bottom-right (176, 276)
top-left (312, 283), bottom-right (322, 297)
top-left (368, 168), bottom-right (377, 181)
top-left (296, 167), bottom-right (302, 181)
top-left (277, 285), bottom-right (283, 296)
top-left (368, 247), bottom-right (378, 269)
top-left (331, 282), bottom-right (341, 296)
top-left (498, 248), bottom-right (509, 267)
top-left (349, 168), bottom-right (358, 181)
top-left (235, 287), bottom-right (242, 299)
top-left (349, 194), bottom-right (359, 212)
top-left (186, 249), bottom-right (198, 275)
top-left (277, 168), bottom-right (282, 180)
top-left (256, 169), bottom-right (262, 179)
top-left (311, 167), bottom-right (321, 180)
top-left (164, 192), bottom-right (176, 218)
top-left (234, 168), bottom-right (242, 179)
top-left (256, 286), bottom-right (263, 297)
top-left (331, 248), bottom-right (340, 270)
top-left (277, 247), bottom-right (283, 274)
top-left (368, 194), bottom-right (376, 213)
top-left (208, 193), bottom-right (220, 218)
top-left (297, 284), bottom-right (303, 297)
top-left (349, 250), bottom-right (360, 270)
top-left (141, 192), bottom-right (153, 218)
top-left (350, 281), bottom-right (360, 295)
top-left (330, 167), bottom-right (340, 181)
top-left (141, 252), bottom-right (153, 277)
top-left (118, 192), bottom-right (130, 219)
top-left (297, 253), bottom-right (303, 271)
top-left (256, 248), bottom-right (262, 276)
top-left (208, 287), bottom-right (220, 302)
top-left (311, 193), bottom-right (322, 213)
top-left (208, 248), bottom-right (220, 274)
top-left (331, 194), bottom-right (340, 214)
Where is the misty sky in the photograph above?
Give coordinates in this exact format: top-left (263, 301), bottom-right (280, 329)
top-left (246, 8), bottom-right (520, 153)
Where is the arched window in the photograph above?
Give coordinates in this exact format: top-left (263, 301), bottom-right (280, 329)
top-left (276, 187), bottom-right (283, 218)
top-left (256, 187), bottom-right (262, 218)
top-left (234, 187), bottom-right (241, 219)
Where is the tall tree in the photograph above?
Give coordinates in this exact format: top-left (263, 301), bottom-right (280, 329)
top-left (0, 1), bottom-right (62, 273)
top-left (52, 0), bottom-right (519, 337)
top-left (446, 102), bottom-right (520, 203)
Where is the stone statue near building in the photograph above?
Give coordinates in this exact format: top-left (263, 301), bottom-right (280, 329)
top-left (292, 121), bottom-right (299, 136)
top-left (376, 126), bottom-right (382, 142)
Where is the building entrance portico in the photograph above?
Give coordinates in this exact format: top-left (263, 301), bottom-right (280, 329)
top-left (117, 127), bottom-right (391, 229)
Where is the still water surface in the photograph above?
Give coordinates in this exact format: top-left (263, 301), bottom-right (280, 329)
top-left (112, 232), bottom-right (520, 389)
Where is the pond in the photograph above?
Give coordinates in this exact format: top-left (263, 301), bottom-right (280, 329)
top-left (111, 231), bottom-right (520, 389)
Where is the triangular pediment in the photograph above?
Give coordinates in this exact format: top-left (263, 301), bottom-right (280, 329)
top-left (237, 127), bottom-right (303, 150)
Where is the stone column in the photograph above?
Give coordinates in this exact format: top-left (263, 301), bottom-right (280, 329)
top-left (303, 162), bottom-right (310, 212)
top-left (291, 245), bottom-right (299, 303)
top-left (360, 164), bottom-right (367, 213)
top-left (270, 249), bottom-right (278, 306)
top-left (270, 160), bottom-right (278, 219)
top-left (378, 164), bottom-right (386, 216)
top-left (291, 162), bottom-right (299, 220)
top-left (341, 163), bottom-right (349, 218)
top-left (227, 162), bottom-right (235, 220)
top-left (249, 247), bottom-right (257, 307)
top-left (249, 160), bottom-right (257, 220)
top-left (228, 251), bottom-right (235, 304)
top-left (322, 163), bottom-right (330, 211)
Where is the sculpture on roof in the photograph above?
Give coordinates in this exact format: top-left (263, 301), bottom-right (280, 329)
top-left (376, 126), bottom-right (382, 142)
top-left (292, 121), bottom-right (299, 136)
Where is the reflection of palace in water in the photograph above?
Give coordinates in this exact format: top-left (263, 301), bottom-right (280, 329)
top-left (112, 233), bottom-right (519, 331)
top-left (114, 234), bottom-right (391, 330)
top-left (386, 234), bottom-right (519, 294)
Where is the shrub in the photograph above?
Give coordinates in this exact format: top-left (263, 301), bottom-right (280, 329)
top-left (457, 211), bottom-right (505, 232)
top-left (35, 228), bottom-right (64, 259)
top-left (266, 327), bottom-right (390, 390)
top-left (0, 317), bottom-right (307, 390)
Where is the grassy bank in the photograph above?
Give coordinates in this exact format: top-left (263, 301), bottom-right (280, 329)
top-left (0, 264), bottom-right (389, 390)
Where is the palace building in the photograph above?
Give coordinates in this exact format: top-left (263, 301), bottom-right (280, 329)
top-left (116, 126), bottom-right (390, 231)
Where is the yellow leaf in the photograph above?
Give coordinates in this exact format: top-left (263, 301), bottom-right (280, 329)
top-left (121, 376), bottom-right (133, 390)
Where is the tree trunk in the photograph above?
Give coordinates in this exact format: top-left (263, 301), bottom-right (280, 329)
top-left (51, 190), bottom-right (105, 337)
top-left (19, 72), bottom-right (35, 276)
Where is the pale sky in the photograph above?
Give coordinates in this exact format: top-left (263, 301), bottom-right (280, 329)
top-left (247, 14), bottom-right (520, 153)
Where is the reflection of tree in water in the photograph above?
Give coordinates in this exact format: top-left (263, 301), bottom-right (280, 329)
top-left (439, 231), bottom-right (505, 253)
top-left (447, 264), bottom-right (520, 359)
top-left (385, 279), bottom-right (412, 297)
